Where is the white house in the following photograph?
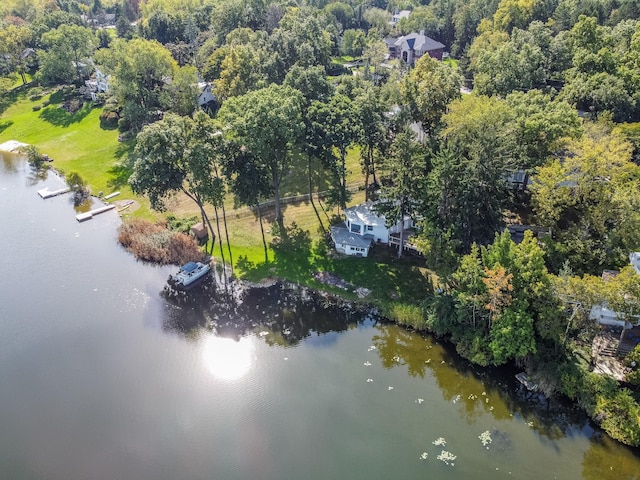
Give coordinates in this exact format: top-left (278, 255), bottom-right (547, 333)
top-left (330, 202), bottom-right (414, 257)
top-left (84, 66), bottom-right (109, 101)
top-left (589, 252), bottom-right (640, 328)
top-left (391, 9), bottom-right (411, 24)
top-left (198, 82), bottom-right (216, 107)
top-left (330, 226), bottom-right (372, 257)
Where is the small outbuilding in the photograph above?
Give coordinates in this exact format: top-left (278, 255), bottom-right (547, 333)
top-left (191, 222), bottom-right (208, 241)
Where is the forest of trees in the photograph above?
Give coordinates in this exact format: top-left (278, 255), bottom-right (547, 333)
top-left (2, 0), bottom-right (640, 446)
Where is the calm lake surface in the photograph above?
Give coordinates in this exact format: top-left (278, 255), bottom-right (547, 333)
top-left (1, 152), bottom-right (639, 480)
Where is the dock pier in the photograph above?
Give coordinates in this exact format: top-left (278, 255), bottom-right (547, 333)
top-left (37, 187), bottom-right (71, 199)
top-left (76, 204), bottom-right (116, 222)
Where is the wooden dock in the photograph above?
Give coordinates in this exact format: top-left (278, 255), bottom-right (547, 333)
top-left (76, 204), bottom-right (116, 222)
top-left (37, 187), bottom-right (71, 199)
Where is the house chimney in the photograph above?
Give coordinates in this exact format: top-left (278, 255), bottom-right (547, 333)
top-left (419, 29), bottom-right (425, 36)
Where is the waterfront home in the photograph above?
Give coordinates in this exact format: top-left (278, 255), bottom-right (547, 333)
top-left (330, 201), bottom-right (415, 257)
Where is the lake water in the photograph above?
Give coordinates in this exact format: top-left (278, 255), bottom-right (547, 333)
top-left (1, 152), bottom-right (639, 480)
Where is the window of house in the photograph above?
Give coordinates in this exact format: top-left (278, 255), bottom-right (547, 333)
top-left (366, 225), bottom-right (373, 231)
top-left (350, 223), bottom-right (362, 234)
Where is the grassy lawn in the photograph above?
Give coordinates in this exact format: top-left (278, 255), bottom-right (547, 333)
top-left (443, 57), bottom-right (459, 69)
top-left (1, 83), bottom-right (436, 319)
top-left (0, 86), bottom-right (152, 217)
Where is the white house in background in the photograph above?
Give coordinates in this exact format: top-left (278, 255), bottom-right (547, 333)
top-left (84, 66), bottom-right (110, 101)
top-left (589, 252), bottom-right (640, 328)
top-left (391, 8), bottom-right (411, 24)
top-left (198, 82), bottom-right (216, 107)
top-left (329, 202), bottom-right (415, 257)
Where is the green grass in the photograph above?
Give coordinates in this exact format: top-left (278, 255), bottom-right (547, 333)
top-left (0, 86), bottom-right (152, 217)
top-left (332, 55), bottom-right (358, 64)
top-left (443, 57), bottom-right (459, 69)
top-left (1, 84), bottom-right (437, 318)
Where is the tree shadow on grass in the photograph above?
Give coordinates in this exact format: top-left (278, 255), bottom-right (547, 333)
top-left (107, 164), bottom-right (133, 189)
top-left (47, 89), bottom-right (64, 105)
top-left (0, 120), bottom-right (14, 134)
top-left (106, 140), bottom-right (136, 189)
top-left (38, 101), bottom-right (92, 127)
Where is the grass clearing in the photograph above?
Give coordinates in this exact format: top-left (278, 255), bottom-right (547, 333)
top-left (1, 83), bottom-right (436, 317)
top-left (0, 86), bottom-right (153, 217)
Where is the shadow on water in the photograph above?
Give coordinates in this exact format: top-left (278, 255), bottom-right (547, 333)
top-left (158, 279), bottom-right (640, 471)
top-left (370, 319), bottom-right (596, 443)
top-left (160, 280), bottom-right (372, 346)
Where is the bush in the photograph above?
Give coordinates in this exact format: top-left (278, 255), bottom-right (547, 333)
top-left (32, 104), bottom-right (41, 111)
top-left (166, 214), bottom-right (199, 233)
top-left (28, 87), bottom-right (43, 101)
top-left (99, 108), bottom-right (119, 129)
top-left (118, 218), bottom-right (204, 265)
top-left (118, 116), bottom-right (131, 133)
top-left (42, 100), bottom-right (50, 107)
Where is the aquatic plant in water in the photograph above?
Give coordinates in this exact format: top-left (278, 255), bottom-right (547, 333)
top-left (432, 437), bottom-right (446, 446)
top-left (478, 430), bottom-right (492, 448)
top-left (437, 450), bottom-right (456, 465)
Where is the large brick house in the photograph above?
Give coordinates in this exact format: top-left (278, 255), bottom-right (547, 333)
top-left (385, 31), bottom-right (446, 64)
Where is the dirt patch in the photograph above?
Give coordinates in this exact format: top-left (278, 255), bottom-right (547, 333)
top-left (114, 199), bottom-right (140, 214)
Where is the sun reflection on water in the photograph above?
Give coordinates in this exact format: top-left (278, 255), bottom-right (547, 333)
top-left (201, 335), bottom-right (255, 380)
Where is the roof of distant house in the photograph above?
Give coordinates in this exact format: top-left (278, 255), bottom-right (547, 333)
top-left (393, 10), bottom-right (411, 20)
top-left (393, 32), bottom-right (445, 52)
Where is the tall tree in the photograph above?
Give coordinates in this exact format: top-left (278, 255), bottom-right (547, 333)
top-left (531, 122), bottom-right (640, 274)
top-left (0, 25), bottom-right (31, 84)
top-left (39, 24), bottom-right (96, 85)
top-left (425, 95), bottom-right (517, 251)
top-left (354, 87), bottom-right (388, 200)
top-left (308, 93), bottom-right (360, 212)
top-left (129, 114), bottom-right (216, 258)
top-left (375, 129), bottom-right (427, 257)
top-left (96, 38), bottom-right (177, 132)
top-left (217, 84), bottom-right (304, 233)
top-left (401, 54), bottom-right (462, 138)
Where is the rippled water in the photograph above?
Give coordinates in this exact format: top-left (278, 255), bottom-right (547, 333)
top-left (1, 152), bottom-right (639, 480)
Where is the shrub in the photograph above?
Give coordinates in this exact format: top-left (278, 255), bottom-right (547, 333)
top-left (32, 104), bottom-right (41, 111)
top-left (166, 213), bottom-right (199, 233)
top-left (28, 87), bottom-right (43, 101)
top-left (42, 100), bottom-right (50, 107)
top-left (99, 108), bottom-right (119, 129)
top-left (118, 218), bottom-right (203, 265)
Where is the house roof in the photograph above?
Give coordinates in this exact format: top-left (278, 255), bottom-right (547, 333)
top-left (344, 202), bottom-right (387, 227)
top-left (394, 32), bottom-right (445, 52)
top-left (330, 225), bottom-right (372, 248)
top-left (394, 10), bottom-right (411, 20)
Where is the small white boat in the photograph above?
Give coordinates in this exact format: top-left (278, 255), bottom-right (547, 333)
top-left (170, 261), bottom-right (211, 288)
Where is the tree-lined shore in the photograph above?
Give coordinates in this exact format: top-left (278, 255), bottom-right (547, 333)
top-left (1, 0), bottom-right (640, 446)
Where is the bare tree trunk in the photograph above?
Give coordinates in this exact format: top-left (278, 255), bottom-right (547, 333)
top-left (398, 218), bottom-right (404, 258)
top-left (308, 155), bottom-right (325, 232)
top-left (257, 201), bottom-right (268, 264)
top-left (182, 189), bottom-right (215, 256)
top-left (220, 202), bottom-right (233, 277)
top-left (213, 206), bottom-right (228, 292)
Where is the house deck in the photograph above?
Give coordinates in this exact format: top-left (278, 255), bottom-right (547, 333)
top-left (592, 326), bottom-right (627, 380)
top-left (388, 230), bottom-right (420, 253)
top-left (619, 326), bottom-right (640, 356)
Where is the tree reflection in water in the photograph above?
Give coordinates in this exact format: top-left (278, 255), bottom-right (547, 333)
top-left (160, 280), bottom-right (634, 454)
top-left (160, 279), bottom-right (372, 344)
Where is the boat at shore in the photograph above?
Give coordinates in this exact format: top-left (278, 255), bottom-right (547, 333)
top-left (169, 261), bottom-right (211, 288)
